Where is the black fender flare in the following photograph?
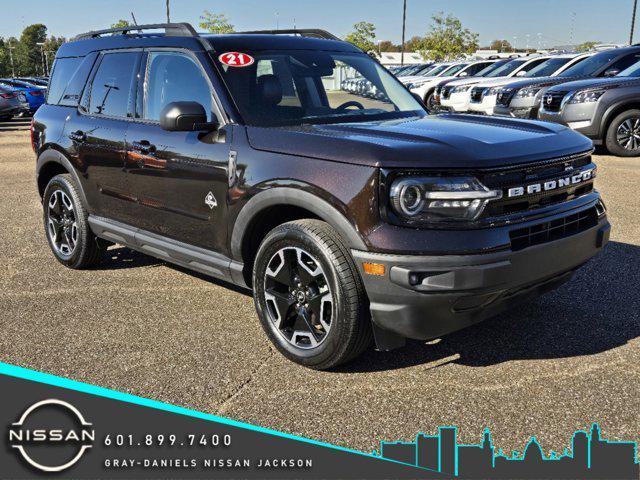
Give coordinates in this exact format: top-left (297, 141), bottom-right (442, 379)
top-left (600, 98), bottom-right (640, 139)
top-left (230, 187), bottom-right (368, 261)
top-left (36, 149), bottom-right (89, 207)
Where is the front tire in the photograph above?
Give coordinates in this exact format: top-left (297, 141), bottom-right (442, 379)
top-left (252, 219), bottom-right (372, 369)
top-left (43, 174), bottom-right (103, 269)
top-left (424, 91), bottom-right (438, 114)
top-left (605, 109), bottom-right (640, 157)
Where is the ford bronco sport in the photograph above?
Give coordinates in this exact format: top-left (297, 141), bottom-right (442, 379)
top-left (33, 23), bottom-right (610, 369)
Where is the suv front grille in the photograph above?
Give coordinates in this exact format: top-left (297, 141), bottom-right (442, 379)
top-left (470, 87), bottom-right (486, 103)
top-left (509, 207), bottom-right (598, 251)
top-left (541, 91), bottom-right (567, 112)
top-left (496, 89), bottom-right (516, 106)
top-left (479, 152), bottom-right (595, 218)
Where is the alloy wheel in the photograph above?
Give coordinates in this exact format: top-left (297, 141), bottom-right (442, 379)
top-left (616, 117), bottom-right (640, 151)
top-left (263, 247), bottom-right (333, 349)
top-left (46, 189), bottom-right (78, 257)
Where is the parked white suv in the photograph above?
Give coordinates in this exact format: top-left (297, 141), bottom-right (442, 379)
top-left (439, 56), bottom-right (546, 113)
top-left (398, 62), bottom-right (454, 85)
top-left (408, 59), bottom-right (499, 112)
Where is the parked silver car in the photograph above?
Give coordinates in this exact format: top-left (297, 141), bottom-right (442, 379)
top-left (0, 86), bottom-right (29, 120)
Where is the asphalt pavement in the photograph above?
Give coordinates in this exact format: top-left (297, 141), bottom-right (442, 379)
top-left (0, 116), bottom-right (638, 455)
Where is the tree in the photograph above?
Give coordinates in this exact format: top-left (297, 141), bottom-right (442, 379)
top-left (199, 10), bottom-right (234, 34)
top-left (345, 21), bottom-right (377, 53)
top-left (111, 19), bottom-right (130, 28)
top-left (576, 41), bottom-right (600, 52)
top-left (489, 39), bottom-right (513, 52)
top-left (15, 24), bottom-right (47, 76)
top-left (405, 35), bottom-right (425, 52)
top-left (378, 40), bottom-right (400, 52)
top-left (419, 12), bottom-right (479, 61)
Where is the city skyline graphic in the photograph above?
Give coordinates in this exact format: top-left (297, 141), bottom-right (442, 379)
top-left (376, 424), bottom-right (639, 479)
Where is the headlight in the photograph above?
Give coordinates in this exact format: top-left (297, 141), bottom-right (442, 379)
top-left (568, 89), bottom-right (606, 104)
top-left (389, 176), bottom-right (502, 224)
top-left (514, 86), bottom-right (541, 98)
top-left (405, 83), bottom-right (414, 89)
top-left (452, 85), bottom-right (472, 93)
top-left (485, 87), bottom-right (500, 96)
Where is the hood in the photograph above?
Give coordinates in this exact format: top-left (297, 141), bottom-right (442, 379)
top-left (443, 76), bottom-right (499, 87)
top-left (547, 76), bottom-right (640, 92)
top-left (473, 77), bottom-right (534, 88)
top-left (495, 76), bottom-right (561, 91)
top-left (246, 114), bottom-right (592, 170)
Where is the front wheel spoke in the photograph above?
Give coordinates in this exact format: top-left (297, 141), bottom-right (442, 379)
top-left (298, 311), bottom-right (322, 343)
top-left (265, 289), bottom-right (295, 328)
top-left (49, 195), bottom-right (62, 216)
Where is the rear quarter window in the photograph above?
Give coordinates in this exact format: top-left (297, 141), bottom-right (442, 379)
top-left (47, 54), bottom-right (97, 107)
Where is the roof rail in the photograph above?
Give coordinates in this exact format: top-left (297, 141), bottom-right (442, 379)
top-left (73, 23), bottom-right (198, 41)
top-left (234, 29), bottom-right (340, 41)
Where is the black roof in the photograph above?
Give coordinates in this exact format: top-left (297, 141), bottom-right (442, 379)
top-left (57, 23), bottom-right (359, 58)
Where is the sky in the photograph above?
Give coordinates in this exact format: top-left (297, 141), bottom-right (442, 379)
top-left (0, 0), bottom-right (635, 48)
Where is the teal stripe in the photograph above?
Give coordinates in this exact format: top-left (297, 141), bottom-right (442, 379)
top-left (0, 362), bottom-right (433, 472)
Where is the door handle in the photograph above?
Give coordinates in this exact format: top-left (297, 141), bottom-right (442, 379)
top-left (68, 130), bottom-right (86, 142)
top-left (131, 140), bottom-right (156, 155)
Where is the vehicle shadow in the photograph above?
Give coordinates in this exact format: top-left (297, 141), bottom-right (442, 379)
top-left (338, 240), bottom-right (639, 373)
top-left (96, 246), bottom-right (163, 270)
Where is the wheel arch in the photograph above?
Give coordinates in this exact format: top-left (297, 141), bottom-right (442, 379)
top-left (231, 187), bottom-right (368, 286)
top-left (36, 148), bottom-right (88, 207)
top-left (601, 101), bottom-right (640, 141)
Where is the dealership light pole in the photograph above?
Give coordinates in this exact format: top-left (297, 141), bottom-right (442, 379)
top-left (7, 42), bottom-right (16, 77)
top-left (37, 42), bottom-right (47, 76)
top-left (400, 0), bottom-right (407, 66)
top-left (631, 0), bottom-right (638, 44)
top-left (166, 0), bottom-right (170, 23)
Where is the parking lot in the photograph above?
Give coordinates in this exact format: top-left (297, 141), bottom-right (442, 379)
top-left (0, 117), bottom-right (638, 454)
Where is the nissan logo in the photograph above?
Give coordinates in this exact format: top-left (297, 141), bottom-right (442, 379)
top-left (8, 399), bottom-right (95, 472)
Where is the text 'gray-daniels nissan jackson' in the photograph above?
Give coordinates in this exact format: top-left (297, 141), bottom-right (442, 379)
top-left (32, 23), bottom-right (610, 369)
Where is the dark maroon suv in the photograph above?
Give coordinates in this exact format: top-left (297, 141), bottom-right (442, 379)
top-left (32, 23), bottom-right (610, 369)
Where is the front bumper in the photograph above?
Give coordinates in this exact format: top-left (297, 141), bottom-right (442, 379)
top-left (353, 211), bottom-right (609, 344)
top-left (468, 95), bottom-right (498, 115)
top-left (440, 91), bottom-right (472, 112)
top-left (538, 103), bottom-right (600, 142)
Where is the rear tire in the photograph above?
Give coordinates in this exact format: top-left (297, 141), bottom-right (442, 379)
top-left (43, 174), bottom-right (103, 269)
top-left (252, 219), bottom-right (372, 370)
top-left (605, 109), bottom-right (640, 157)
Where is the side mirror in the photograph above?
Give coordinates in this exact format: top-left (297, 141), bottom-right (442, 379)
top-left (604, 69), bottom-right (620, 77)
top-left (516, 71), bottom-right (527, 77)
top-left (159, 101), bottom-right (218, 132)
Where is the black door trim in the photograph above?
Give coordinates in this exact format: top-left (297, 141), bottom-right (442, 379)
top-left (88, 215), bottom-right (246, 287)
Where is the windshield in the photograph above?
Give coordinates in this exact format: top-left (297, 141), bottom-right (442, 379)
top-left (558, 51), bottom-right (621, 77)
top-left (441, 63), bottom-right (468, 76)
top-left (524, 57), bottom-right (572, 77)
top-left (399, 64), bottom-right (426, 76)
top-left (485, 59), bottom-right (525, 77)
top-left (214, 50), bottom-right (425, 127)
top-left (475, 60), bottom-right (508, 77)
top-left (421, 64), bottom-right (451, 77)
top-left (414, 64), bottom-right (438, 76)
top-left (616, 59), bottom-right (640, 77)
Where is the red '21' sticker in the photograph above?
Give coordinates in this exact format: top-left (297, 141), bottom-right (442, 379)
top-left (218, 52), bottom-right (255, 67)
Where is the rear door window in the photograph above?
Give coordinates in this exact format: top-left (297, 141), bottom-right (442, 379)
top-left (87, 52), bottom-right (138, 118)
